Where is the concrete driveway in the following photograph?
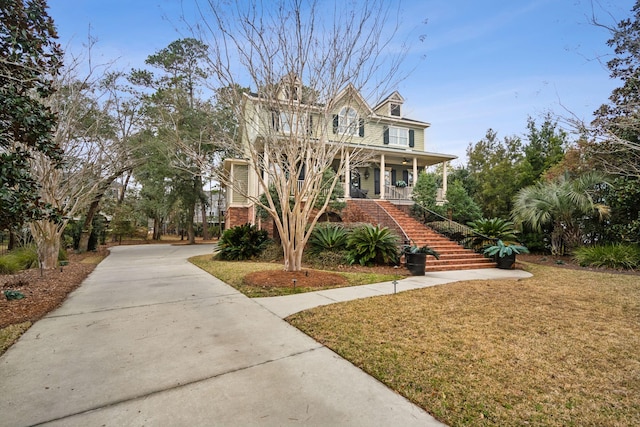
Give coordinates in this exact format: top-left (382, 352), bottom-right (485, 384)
top-left (0, 244), bottom-right (443, 426)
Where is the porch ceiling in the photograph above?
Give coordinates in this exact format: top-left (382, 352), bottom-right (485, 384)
top-left (343, 143), bottom-right (457, 167)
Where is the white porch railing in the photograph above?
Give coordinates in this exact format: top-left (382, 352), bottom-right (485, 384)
top-left (295, 180), bottom-right (329, 196)
top-left (384, 185), bottom-right (413, 200)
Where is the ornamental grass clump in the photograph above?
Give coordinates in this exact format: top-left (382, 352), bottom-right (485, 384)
top-left (573, 243), bottom-right (640, 270)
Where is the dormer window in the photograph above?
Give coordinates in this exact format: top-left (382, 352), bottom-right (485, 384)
top-left (390, 103), bottom-right (401, 117)
top-left (285, 84), bottom-right (299, 101)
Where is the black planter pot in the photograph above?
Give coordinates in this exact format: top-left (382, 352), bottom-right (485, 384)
top-left (405, 253), bottom-right (427, 276)
top-left (496, 253), bottom-right (516, 269)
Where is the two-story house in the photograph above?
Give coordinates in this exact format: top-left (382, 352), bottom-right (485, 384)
top-left (222, 76), bottom-right (457, 231)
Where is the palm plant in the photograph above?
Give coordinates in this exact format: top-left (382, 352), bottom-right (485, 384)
top-left (308, 223), bottom-right (348, 254)
top-left (218, 223), bottom-right (270, 260)
top-left (346, 224), bottom-right (399, 266)
top-left (466, 217), bottom-right (519, 249)
top-left (512, 172), bottom-right (610, 255)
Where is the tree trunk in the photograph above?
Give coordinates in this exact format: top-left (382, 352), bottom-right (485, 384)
top-left (30, 220), bottom-right (61, 269)
top-left (78, 199), bottom-right (100, 253)
top-left (8, 229), bottom-right (16, 251)
top-left (186, 202), bottom-right (196, 244)
top-left (551, 222), bottom-right (565, 256)
top-left (153, 216), bottom-right (162, 240)
top-left (200, 199), bottom-right (210, 240)
top-left (118, 171), bottom-right (131, 205)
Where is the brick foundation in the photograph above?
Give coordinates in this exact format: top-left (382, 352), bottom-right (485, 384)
top-left (225, 206), bottom-right (250, 230)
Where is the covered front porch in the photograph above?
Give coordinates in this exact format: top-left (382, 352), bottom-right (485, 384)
top-left (336, 146), bottom-right (456, 202)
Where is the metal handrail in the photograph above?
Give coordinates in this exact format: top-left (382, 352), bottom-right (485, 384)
top-left (411, 203), bottom-right (497, 252)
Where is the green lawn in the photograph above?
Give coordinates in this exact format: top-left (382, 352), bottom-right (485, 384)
top-left (189, 255), bottom-right (402, 297)
top-left (288, 264), bottom-right (640, 426)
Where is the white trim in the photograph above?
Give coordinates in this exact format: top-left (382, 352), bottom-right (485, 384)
top-left (338, 106), bottom-right (358, 135)
top-left (388, 126), bottom-right (409, 147)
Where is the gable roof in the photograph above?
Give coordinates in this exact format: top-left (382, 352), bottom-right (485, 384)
top-left (333, 83), bottom-right (374, 115)
top-left (372, 90), bottom-right (405, 112)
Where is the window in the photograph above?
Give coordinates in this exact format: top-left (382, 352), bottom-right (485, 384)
top-left (338, 107), bottom-right (358, 135)
top-left (388, 127), bottom-right (409, 146)
top-left (279, 111), bottom-right (306, 134)
top-left (390, 103), bottom-right (401, 117)
top-left (284, 85), bottom-right (299, 101)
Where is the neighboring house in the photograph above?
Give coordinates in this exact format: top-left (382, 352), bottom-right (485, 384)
top-left (222, 75), bottom-right (457, 230)
top-left (193, 189), bottom-right (226, 228)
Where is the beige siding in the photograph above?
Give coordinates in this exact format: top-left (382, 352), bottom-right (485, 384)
top-left (232, 164), bottom-right (249, 203)
top-left (360, 121), bottom-right (425, 152)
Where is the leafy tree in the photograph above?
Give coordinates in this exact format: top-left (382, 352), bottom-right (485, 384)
top-left (512, 172), bottom-right (610, 255)
top-left (133, 38), bottom-right (217, 243)
top-left (467, 129), bottom-right (523, 218)
top-left (584, 1), bottom-right (640, 178)
top-left (448, 165), bottom-right (479, 200)
top-left (0, 0), bottom-right (63, 234)
top-left (441, 179), bottom-right (483, 224)
top-left (411, 171), bottom-right (480, 224)
top-left (581, 175), bottom-right (640, 244)
top-left (518, 114), bottom-right (567, 187)
top-left (411, 171), bottom-right (440, 212)
top-left (134, 132), bottom-right (174, 240)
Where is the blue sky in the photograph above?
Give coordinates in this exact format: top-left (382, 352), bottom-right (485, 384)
top-left (48, 0), bottom-right (634, 164)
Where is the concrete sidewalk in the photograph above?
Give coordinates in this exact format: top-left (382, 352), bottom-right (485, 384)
top-left (0, 244), bottom-right (447, 426)
top-left (256, 268), bottom-right (532, 318)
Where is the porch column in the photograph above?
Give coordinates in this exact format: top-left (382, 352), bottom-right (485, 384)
top-left (412, 157), bottom-right (418, 185)
top-left (344, 150), bottom-right (350, 199)
top-left (442, 161), bottom-right (448, 199)
top-left (380, 153), bottom-right (385, 200)
top-left (228, 163), bottom-right (234, 203)
top-left (262, 147), bottom-right (269, 194)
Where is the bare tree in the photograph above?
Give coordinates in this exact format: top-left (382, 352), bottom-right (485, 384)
top-left (29, 50), bottom-right (140, 268)
top-left (76, 71), bottom-right (145, 252)
top-left (190, 0), bottom-right (409, 271)
top-left (571, 0), bottom-right (640, 178)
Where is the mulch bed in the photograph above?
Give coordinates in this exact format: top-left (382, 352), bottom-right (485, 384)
top-left (244, 269), bottom-right (348, 288)
top-left (517, 253), bottom-right (640, 276)
top-left (0, 247), bottom-right (108, 329)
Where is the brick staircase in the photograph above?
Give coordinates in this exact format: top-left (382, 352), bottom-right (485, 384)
top-left (348, 199), bottom-right (496, 272)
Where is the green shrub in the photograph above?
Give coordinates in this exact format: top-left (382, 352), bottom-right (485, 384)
top-left (573, 244), bottom-right (640, 270)
top-left (304, 249), bottom-right (350, 268)
top-left (58, 247), bottom-right (68, 261)
top-left (10, 246), bottom-right (39, 269)
top-left (0, 246), bottom-right (39, 274)
top-left (209, 225), bottom-right (222, 238)
top-left (309, 223), bottom-right (348, 254)
top-left (0, 256), bottom-right (21, 274)
top-left (217, 223), bottom-right (270, 261)
top-left (346, 224), bottom-right (399, 266)
top-left (256, 241), bottom-right (284, 262)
